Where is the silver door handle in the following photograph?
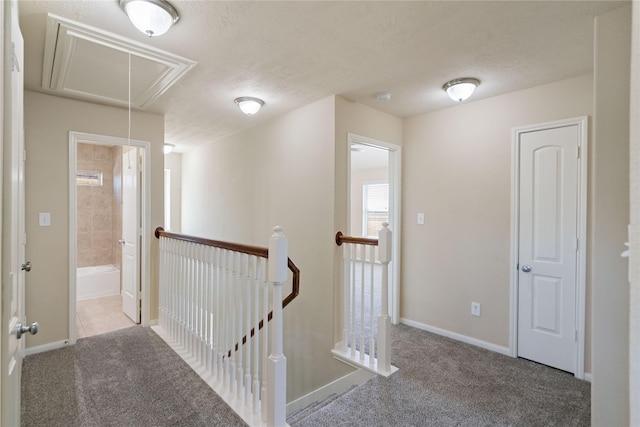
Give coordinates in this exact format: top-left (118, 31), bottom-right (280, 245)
top-left (521, 264), bottom-right (532, 273)
top-left (21, 261), bottom-right (31, 271)
top-left (16, 321), bottom-right (38, 339)
top-left (118, 239), bottom-right (126, 245)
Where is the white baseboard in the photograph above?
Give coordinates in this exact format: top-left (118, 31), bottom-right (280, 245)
top-left (25, 339), bottom-right (70, 356)
top-left (286, 365), bottom-right (374, 415)
top-left (583, 372), bottom-right (592, 382)
top-left (400, 318), bottom-right (511, 356)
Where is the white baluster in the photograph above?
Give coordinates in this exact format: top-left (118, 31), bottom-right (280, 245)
top-left (350, 245), bottom-right (356, 358)
top-left (341, 244), bottom-right (351, 353)
top-left (178, 241), bottom-right (185, 349)
top-left (377, 222), bottom-right (392, 373)
top-left (253, 257), bottom-right (262, 414)
top-left (244, 255), bottom-right (253, 408)
top-left (261, 260), bottom-right (269, 423)
top-left (212, 247), bottom-right (220, 380)
top-left (205, 245), bottom-right (213, 377)
top-left (198, 244), bottom-right (206, 366)
top-left (158, 237), bottom-right (165, 328)
top-left (223, 249), bottom-right (231, 389)
top-left (369, 244), bottom-right (375, 368)
top-left (359, 244), bottom-right (365, 363)
top-left (236, 253), bottom-right (245, 400)
top-left (266, 226), bottom-right (287, 427)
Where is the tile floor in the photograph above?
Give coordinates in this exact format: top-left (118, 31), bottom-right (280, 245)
top-left (76, 295), bottom-right (136, 339)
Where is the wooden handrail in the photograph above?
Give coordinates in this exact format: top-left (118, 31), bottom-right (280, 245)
top-left (335, 231), bottom-right (378, 246)
top-left (155, 226), bottom-right (300, 357)
top-left (155, 227), bottom-right (268, 257)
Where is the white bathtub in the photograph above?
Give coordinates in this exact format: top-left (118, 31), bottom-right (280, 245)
top-left (77, 265), bottom-right (120, 301)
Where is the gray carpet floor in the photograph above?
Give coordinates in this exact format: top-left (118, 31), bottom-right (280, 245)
top-left (21, 323), bottom-right (590, 427)
top-left (288, 323), bottom-right (590, 426)
top-left (21, 326), bottom-right (247, 427)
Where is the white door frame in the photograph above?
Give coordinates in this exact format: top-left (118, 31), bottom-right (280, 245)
top-left (347, 133), bottom-right (402, 324)
top-left (68, 131), bottom-right (151, 344)
top-left (509, 116), bottom-right (588, 379)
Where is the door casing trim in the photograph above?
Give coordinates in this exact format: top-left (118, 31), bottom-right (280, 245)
top-left (68, 131), bottom-right (151, 344)
top-left (509, 116), bottom-right (588, 379)
top-left (347, 133), bottom-right (402, 325)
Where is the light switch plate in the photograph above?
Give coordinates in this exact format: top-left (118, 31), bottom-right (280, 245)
top-left (39, 212), bottom-right (51, 227)
top-left (417, 213), bottom-right (425, 225)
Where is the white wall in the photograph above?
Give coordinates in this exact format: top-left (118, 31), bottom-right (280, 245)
top-left (181, 97), bottom-right (354, 402)
top-left (23, 91), bottom-right (164, 348)
top-left (592, 6), bottom-right (631, 425)
top-left (402, 74), bottom-right (594, 362)
top-left (164, 152), bottom-right (181, 233)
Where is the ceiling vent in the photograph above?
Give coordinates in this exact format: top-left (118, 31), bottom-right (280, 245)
top-left (42, 14), bottom-right (196, 109)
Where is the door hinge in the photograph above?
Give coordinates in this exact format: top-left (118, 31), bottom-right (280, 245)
top-left (21, 233), bottom-right (26, 245)
top-left (23, 149), bottom-right (26, 162)
top-left (576, 238), bottom-right (579, 251)
top-left (576, 146), bottom-right (580, 159)
top-left (11, 42), bottom-right (16, 71)
top-left (575, 330), bottom-right (578, 342)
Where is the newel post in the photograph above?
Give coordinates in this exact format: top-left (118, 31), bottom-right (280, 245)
top-left (267, 226), bottom-right (287, 427)
top-left (378, 222), bottom-right (392, 373)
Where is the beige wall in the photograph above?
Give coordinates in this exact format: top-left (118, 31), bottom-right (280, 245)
top-left (24, 90), bottom-right (164, 348)
top-left (164, 152), bottom-right (181, 233)
top-left (182, 97), bottom-right (354, 401)
top-left (333, 96), bottom-right (403, 344)
top-left (591, 6), bottom-right (631, 425)
top-left (402, 74), bottom-right (594, 360)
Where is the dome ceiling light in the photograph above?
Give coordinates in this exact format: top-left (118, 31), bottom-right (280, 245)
top-left (443, 78), bottom-right (480, 102)
top-left (120, 0), bottom-right (180, 37)
top-left (234, 97), bottom-right (265, 116)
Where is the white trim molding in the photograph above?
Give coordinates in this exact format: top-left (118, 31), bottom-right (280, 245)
top-left (25, 340), bottom-right (70, 357)
top-left (400, 318), bottom-right (511, 356)
top-left (347, 133), bottom-right (402, 325)
top-left (509, 116), bottom-right (588, 379)
top-left (286, 367), bottom-right (374, 415)
top-left (68, 131), bottom-right (152, 345)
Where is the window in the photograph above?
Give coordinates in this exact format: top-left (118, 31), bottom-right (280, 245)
top-left (76, 170), bottom-right (103, 186)
top-left (363, 182), bottom-right (389, 237)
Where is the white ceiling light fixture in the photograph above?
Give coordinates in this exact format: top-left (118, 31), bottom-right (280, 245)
top-left (120, 0), bottom-right (180, 37)
top-left (375, 91), bottom-right (392, 102)
top-left (164, 143), bottom-right (175, 154)
top-left (234, 97), bottom-right (265, 116)
top-left (443, 78), bottom-right (480, 102)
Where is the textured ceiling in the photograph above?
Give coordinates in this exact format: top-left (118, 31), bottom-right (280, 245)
top-left (19, 0), bottom-right (626, 153)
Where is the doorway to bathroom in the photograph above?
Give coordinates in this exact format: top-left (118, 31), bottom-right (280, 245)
top-left (68, 131), bottom-right (151, 343)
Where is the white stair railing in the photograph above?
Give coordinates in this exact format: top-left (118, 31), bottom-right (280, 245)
top-left (332, 223), bottom-right (398, 377)
top-left (153, 226), bottom-right (299, 427)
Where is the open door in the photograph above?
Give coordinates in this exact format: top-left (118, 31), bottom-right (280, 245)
top-left (122, 147), bottom-right (140, 323)
top-left (347, 133), bottom-right (402, 324)
top-left (2, 2), bottom-right (36, 423)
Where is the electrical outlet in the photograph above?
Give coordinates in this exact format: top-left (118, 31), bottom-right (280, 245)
top-left (471, 302), bottom-right (481, 317)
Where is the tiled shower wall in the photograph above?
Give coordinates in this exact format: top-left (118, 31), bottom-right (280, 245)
top-left (77, 143), bottom-right (122, 268)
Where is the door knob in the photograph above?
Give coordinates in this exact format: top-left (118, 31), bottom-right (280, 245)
top-left (21, 261), bottom-right (31, 271)
top-left (16, 321), bottom-right (38, 339)
top-left (521, 264), bottom-right (532, 273)
top-left (118, 239), bottom-right (126, 245)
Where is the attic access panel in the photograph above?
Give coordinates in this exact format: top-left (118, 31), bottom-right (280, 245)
top-left (42, 14), bottom-right (196, 109)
